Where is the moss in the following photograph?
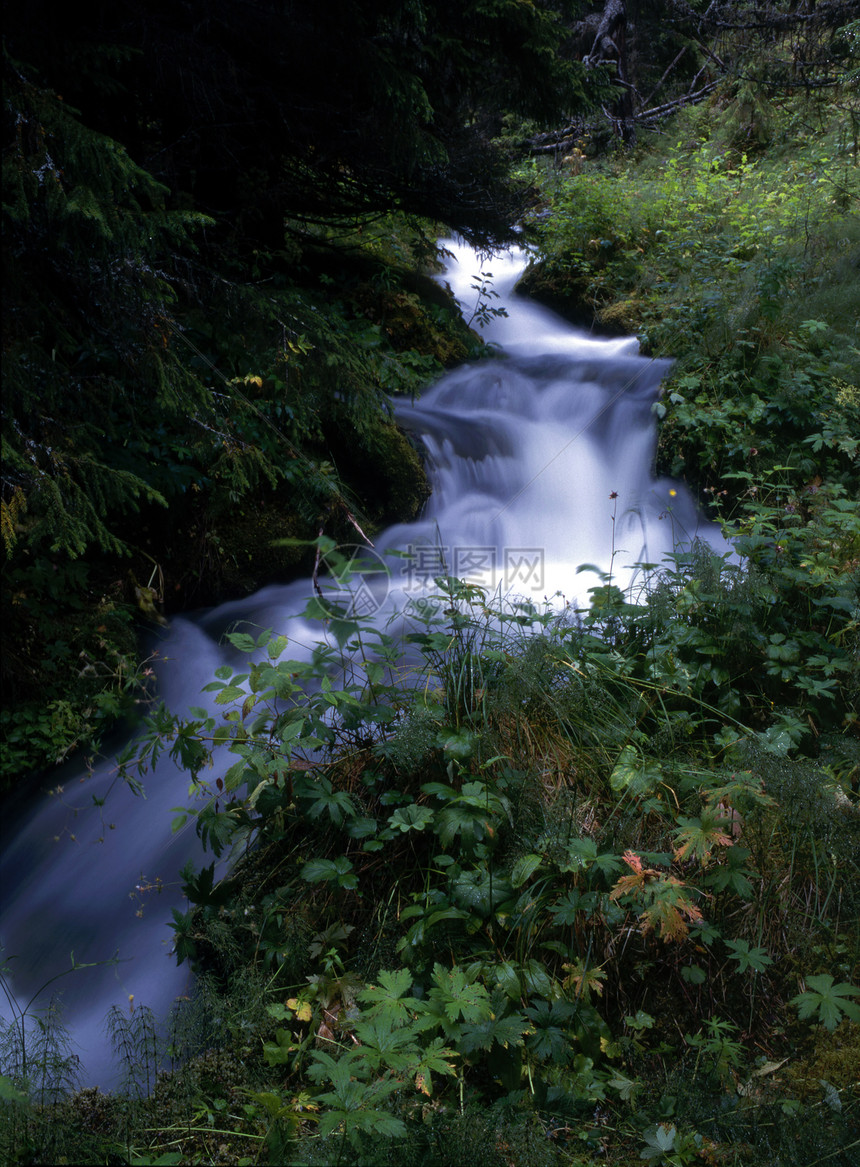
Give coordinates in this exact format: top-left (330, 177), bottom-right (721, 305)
top-left (60, 1087), bottom-right (124, 1143)
top-left (596, 298), bottom-right (646, 335)
top-left (515, 260), bottom-right (598, 330)
top-left (323, 414), bottom-right (431, 532)
top-left (207, 498), bottom-right (310, 601)
top-left (354, 281), bottom-right (474, 367)
top-left (515, 259), bottom-right (639, 336)
top-left (136, 493), bottom-right (312, 610)
top-left (785, 1021), bottom-right (860, 1099)
top-left (362, 422), bottom-right (431, 524)
top-left (126, 405), bottom-right (430, 610)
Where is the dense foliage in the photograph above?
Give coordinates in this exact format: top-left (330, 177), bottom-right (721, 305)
top-left (3, 553), bottom-right (857, 1163)
top-left (5, 0), bottom-right (589, 244)
top-left (2, 4), bottom-right (859, 1165)
top-left (2, 0), bottom-right (593, 776)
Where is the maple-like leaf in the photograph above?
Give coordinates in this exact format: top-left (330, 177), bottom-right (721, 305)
top-left (610, 853), bottom-right (661, 901)
top-left (673, 811), bottom-right (733, 865)
top-left (359, 968), bottom-right (424, 1028)
top-left (612, 861), bottom-right (705, 942)
top-left (643, 890), bottom-right (704, 942)
top-left (424, 963), bottom-right (492, 1033)
top-left (791, 975), bottom-right (860, 1031)
top-left (562, 959), bottom-right (607, 1001)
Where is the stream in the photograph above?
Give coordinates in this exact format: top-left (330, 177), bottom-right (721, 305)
top-left (0, 239), bottom-right (731, 1089)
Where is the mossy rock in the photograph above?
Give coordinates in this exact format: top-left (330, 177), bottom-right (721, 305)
top-left (148, 494), bottom-right (313, 609)
top-left (515, 260), bottom-right (607, 333)
top-left (208, 499), bottom-right (312, 600)
top-left (352, 279), bottom-right (473, 367)
top-left (368, 421), bottom-right (431, 523)
top-left (783, 1021), bottom-right (860, 1100)
top-left (324, 413), bottom-right (431, 531)
top-left (383, 289), bottom-right (471, 366)
top-left (596, 298), bottom-right (646, 336)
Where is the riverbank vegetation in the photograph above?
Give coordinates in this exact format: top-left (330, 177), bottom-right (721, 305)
top-left (2, 2), bottom-right (858, 1164)
top-left (1, 0), bottom-right (601, 781)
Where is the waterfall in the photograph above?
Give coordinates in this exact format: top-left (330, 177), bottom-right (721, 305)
top-left (0, 239), bottom-right (730, 1089)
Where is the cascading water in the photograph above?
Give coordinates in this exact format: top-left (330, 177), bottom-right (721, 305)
top-left (0, 239), bottom-right (731, 1088)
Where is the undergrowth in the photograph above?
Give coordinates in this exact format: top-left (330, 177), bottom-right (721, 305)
top-left (521, 83), bottom-right (860, 515)
top-left (3, 548), bottom-right (856, 1164)
top-left (2, 58), bottom-right (859, 1167)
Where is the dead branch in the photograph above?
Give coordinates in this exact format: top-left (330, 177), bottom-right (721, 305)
top-left (640, 46), bottom-right (689, 111)
top-left (635, 81), bottom-right (720, 125)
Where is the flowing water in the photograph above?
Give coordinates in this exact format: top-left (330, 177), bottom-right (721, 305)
top-left (0, 240), bottom-right (731, 1088)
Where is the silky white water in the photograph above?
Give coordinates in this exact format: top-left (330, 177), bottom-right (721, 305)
top-left (0, 240), bottom-right (730, 1088)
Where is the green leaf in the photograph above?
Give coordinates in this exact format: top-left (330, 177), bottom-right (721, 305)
top-left (510, 852), bottom-right (543, 888)
top-left (791, 975), bottom-right (860, 1031)
top-left (388, 804), bottom-right (435, 832)
top-left (562, 837), bottom-right (597, 869)
top-left (214, 684), bottom-right (246, 705)
top-left (451, 868), bottom-right (512, 916)
top-left (640, 1124), bottom-right (677, 1161)
top-left (428, 964), bottom-right (492, 1029)
top-left (267, 634), bottom-right (288, 660)
top-left (681, 964), bottom-right (707, 985)
top-left (345, 815), bottom-right (378, 839)
top-left (494, 961), bottom-right (523, 1001)
top-left (0, 1075), bottom-right (28, 1105)
top-left (300, 856), bottom-right (357, 889)
top-left (524, 997), bottom-right (577, 1064)
top-left (363, 967), bottom-right (413, 1000)
top-left (550, 888), bottom-right (595, 925)
top-left (300, 777), bottom-right (357, 825)
top-left (457, 1011), bottom-right (530, 1054)
top-left (359, 969), bottom-right (425, 1029)
top-left (262, 1027), bottom-right (294, 1067)
top-left (702, 845), bottom-right (755, 899)
top-left (226, 631), bottom-right (259, 653)
top-left (610, 746), bottom-right (661, 796)
top-left (725, 938), bottom-right (773, 974)
top-left (607, 1070), bottom-right (638, 1101)
top-left (427, 906), bottom-right (469, 928)
top-left (351, 1017), bottom-right (420, 1069)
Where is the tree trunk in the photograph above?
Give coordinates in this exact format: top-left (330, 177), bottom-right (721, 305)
top-left (586, 0), bottom-right (636, 142)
